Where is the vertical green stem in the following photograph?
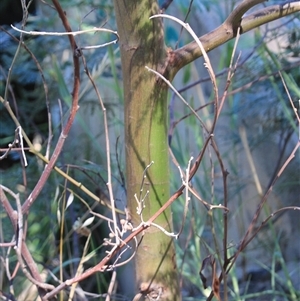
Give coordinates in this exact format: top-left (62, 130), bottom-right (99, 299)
top-left (113, 0), bottom-right (180, 299)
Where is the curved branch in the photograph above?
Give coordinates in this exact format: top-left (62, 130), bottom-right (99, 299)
top-left (21, 0), bottom-right (81, 215)
top-left (224, 0), bottom-right (266, 31)
top-left (166, 1), bottom-right (300, 80)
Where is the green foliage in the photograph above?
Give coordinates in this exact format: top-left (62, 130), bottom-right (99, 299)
top-left (1, 1), bottom-right (299, 300)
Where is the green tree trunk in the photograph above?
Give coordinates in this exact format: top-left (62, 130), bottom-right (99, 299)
top-left (113, 0), bottom-right (180, 300)
top-left (112, 0), bottom-right (300, 299)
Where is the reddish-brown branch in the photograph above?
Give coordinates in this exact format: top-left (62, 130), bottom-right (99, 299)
top-left (225, 140), bottom-right (300, 272)
top-left (21, 0), bottom-right (80, 215)
top-left (43, 132), bottom-right (214, 300)
top-left (0, 187), bottom-right (52, 298)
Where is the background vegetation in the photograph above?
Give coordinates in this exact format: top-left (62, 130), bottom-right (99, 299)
top-left (0, 0), bottom-right (299, 300)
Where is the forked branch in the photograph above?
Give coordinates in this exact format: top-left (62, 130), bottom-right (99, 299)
top-left (165, 1), bottom-right (300, 79)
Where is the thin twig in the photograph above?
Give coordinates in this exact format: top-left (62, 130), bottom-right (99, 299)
top-left (105, 269), bottom-right (117, 301)
top-left (11, 25), bottom-right (118, 37)
top-left (227, 140), bottom-right (300, 271)
top-left (80, 52), bottom-right (120, 245)
top-left (145, 66), bottom-right (208, 131)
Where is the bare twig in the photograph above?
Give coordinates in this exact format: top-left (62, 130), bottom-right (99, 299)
top-left (43, 128), bottom-right (214, 299)
top-left (279, 71), bottom-right (300, 124)
top-left (15, 192), bottom-right (55, 292)
top-left (145, 66), bottom-right (208, 131)
top-left (0, 128), bottom-right (21, 161)
top-left (0, 185), bottom-right (54, 296)
top-left (11, 25), bottom-right (119, 50)
top-left (174, 0), bottom-right (194, 50)
top-left (11, 25), bottom-right (118, 37)
top-left (105, 269), bottom-right (117, 301)
top-left (160, 0), bottom-right (173, 12)
top-left (227, 139), bottom-right (300, 272)
top-left (0, 24), bottom-right (51, 160)
top-left (80, 52), bottom-right (120, 246)
top-left (176, 157), bottom-right (194, 238)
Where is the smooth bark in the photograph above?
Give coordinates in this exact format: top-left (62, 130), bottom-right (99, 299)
top-left (113, 0), bottom-right (180, 300)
